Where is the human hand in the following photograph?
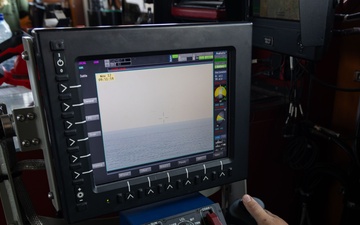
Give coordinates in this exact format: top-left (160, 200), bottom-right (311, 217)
top-left (242, 194), bottom-right (288, 225)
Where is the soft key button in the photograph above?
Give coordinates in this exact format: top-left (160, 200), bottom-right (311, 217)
top-left (50, 40), bottom-right (65, 50)
top-left (58, 83), bottom-right (68, 93)
top-left (53, 52), bottom-right (66, 74)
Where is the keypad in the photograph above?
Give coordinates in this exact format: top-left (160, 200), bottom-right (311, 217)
top-left (50, 39), bottom-right (91, 211)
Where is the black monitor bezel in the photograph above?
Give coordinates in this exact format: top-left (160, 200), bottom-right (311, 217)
top-left (31, 23), bottom-right (252, 223)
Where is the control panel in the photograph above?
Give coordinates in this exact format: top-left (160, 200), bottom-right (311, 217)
top-left (119, 193), bottom-right (227, 225)
top-left (22, 23), bottom-right (251, 223)
top-left (144, 203), bottom-right (226, 225)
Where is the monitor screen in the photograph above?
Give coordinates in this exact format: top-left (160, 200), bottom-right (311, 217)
top-left (27, 23), bottom-right (252, 223)
top-left (252, 0), bottom-right (300, 21)
top-left (78, 50), bottom-right (230, 186)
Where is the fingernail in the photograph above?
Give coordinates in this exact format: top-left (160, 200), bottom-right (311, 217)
top-left (243, 194), bottom-right (252, 203)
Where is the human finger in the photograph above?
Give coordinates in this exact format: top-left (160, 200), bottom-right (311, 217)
top-left (242, 194), bottom-right (270, 224)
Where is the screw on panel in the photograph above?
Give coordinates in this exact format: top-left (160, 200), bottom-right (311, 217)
top-left (21, 51), bottom-right (29, 61)
top-left (31, 138), bottom-right (40, 145)
top-left (26, 113), bottom-right (36, 120)
top-left (16, 114), bottom-right (25, 122)
top-left (22, 140), bottom-right (31, 147)
top-left (48, 192), bottom-right (54, 199)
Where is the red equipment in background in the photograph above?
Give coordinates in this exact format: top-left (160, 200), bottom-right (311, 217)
top-left (171, 0), bottom-right (227, 21)
top-left (0, 31), bottom-right (30, 89)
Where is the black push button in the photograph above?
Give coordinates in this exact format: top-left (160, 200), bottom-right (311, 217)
top-left (176, 179), bottom-right (182, 189)
top-left (58, 93), bottom-right (72, 100)
top-left (76, 202), bottom-right (87, 211)
top-left (50, 40), bottom-right (65, 50)
top-left (228, 167), bottom-right (233, 176)
top-left (157, 184), bottom-right (165, 193)
top-left (56, 74), bottom-right (69, 81)
top-left (70, 162), bottom-right (82, 170)
top-left (72, 178), bottom-right (84, 186)
top-left (194, 175), bottom-right (200, 184)
top-left (137, 188), bottom-right (144, 198)
top-left (65, 129), bottom-right (77, 136)
top-left (67, 146), bottom-right (79, 154)
top-left (117, 193), bottom-right (124, 203)
top-left (61, 111), bottom-right (74, 119)
top-left (211, 171), bottom-right (217, 180)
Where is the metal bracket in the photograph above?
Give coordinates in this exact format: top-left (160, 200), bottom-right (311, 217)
top-left (21, 36), bottom-right (60, 211)
top-left (0, 34), bottom-right (61, 225)
top-left (12, 107), bottom-right (44, 152)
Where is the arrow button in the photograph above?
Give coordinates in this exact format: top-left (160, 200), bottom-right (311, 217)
top-left (146, 188), bottom-right (155, 195)
top-left (126, 193), bottom-right (134, 200)
top-left (62, 102), bottom-right (71, 112)
top-left (68, 138), bottom-right (76, 147)
top-left (73, 171), bottom-right (81, 179)
top-left (58, 83), bottom-right (68, 93)
top-left (65, 120), bottom-right (73, 129)
top-left (202, 176), bottom-right (209, 181)
top-left (71, 155), bottom-right (79, 163)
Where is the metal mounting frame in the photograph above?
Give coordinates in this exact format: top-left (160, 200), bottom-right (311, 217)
top-left (20, 35), bottom-right (61, 211)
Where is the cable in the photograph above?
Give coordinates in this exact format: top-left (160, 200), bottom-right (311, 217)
top-left (298, 61), bottom-right (360, 92)
top-left (353, 100), bottom-right (360, 168)
top-left (311, 74), bottom-right (360, 92)
top-left (284, 120), bottom-right (319, 170)
top-left (0, 139), bottom-right (45, 225)
top-left (251, 53), bottom-right (285, 78)
top-left (15, 159), bottom-right (45, 172)
top-left (284, 56), bottom-right (307, 137)
top-left (333, 27), bottom-right (360, 35)
top-left (335, 12), bottom-right (360, 22)
top-left (15, 177), bottom-right (44, 225)
top-left (299, 202), bottom-right (312, 225)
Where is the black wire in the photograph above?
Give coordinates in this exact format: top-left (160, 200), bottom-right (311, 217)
top-left (285, 135), bottom-right (318, 170)
top-left (353, 102), bottom-right (360, 168)
top-left (333, 27), bottom-right (360, 36)
top-left (311, 75), bottom-right (360, 92)
top-left (298, 61), bottom-right (360, 92)
top-left (305, 64), bottom-right (314, 120)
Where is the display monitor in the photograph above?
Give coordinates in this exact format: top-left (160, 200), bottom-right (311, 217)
top-left (26, 23), bottom-right (252, 223)
top-left (248, 0), bottom-right (336, 60)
